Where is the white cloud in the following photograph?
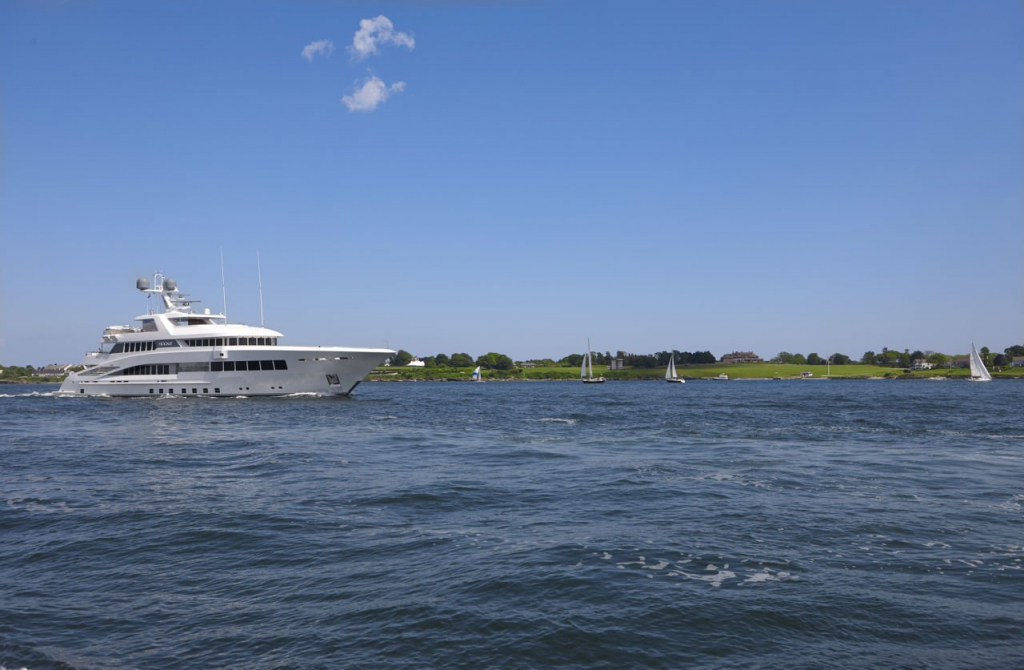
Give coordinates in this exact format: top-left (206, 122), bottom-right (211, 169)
top-left (349, 15), bottom-right (414, 60)
top-left (302, 40), bottom-right (335, 61)
top-left (342, 76), bottom-right (406, 112)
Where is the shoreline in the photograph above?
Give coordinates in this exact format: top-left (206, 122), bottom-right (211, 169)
top-left (364, 375), bottom-right (1020, 382)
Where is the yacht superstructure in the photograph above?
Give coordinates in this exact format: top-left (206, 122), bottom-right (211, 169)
top-left (59, 273), bottom-right (394, 397)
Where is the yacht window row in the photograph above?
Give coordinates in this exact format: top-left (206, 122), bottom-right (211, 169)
top-left (212, 360), bottom-right (288, 372)
top-left (118, 364), bottom-right (171, 376)
top-left (123, 341), bottom-right (156, 353)
top-left (183, 337), bottom-right (277, 347)
top-left (108, 360), bottom-right (287, 376)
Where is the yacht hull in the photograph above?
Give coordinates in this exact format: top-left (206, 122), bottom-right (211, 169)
top-left (59, 346), bottom-right (391, 397)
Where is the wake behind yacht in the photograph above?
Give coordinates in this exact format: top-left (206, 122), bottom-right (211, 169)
top-left (59, 273), bottom-right (394, 397)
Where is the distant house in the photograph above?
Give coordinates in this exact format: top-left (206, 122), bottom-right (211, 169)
top-left (607, 358), bottom-right (625, 370)
top-left (406, 358), bottom-right (426, 367)
top-left (520, 362), bottom-right (537, 368)
top-left (1012, 357), bottom-right (1024, 368)
top-left (720, 351), bottom-right (764, 364)
top-left (911, 359), bottom-right (934, 370)
top-left (35, 364), bottom-right (76, 376)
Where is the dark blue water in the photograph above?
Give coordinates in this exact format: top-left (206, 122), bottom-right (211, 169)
top-left (1, 380), bottom-right (1022, 668)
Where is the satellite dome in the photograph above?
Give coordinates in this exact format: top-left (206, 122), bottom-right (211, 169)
top-left (164, 278), bottom-right (177, 291)
top-left (136, 277), bottom-right (150, 291)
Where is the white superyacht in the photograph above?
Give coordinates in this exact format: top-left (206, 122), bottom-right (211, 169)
top-left (59, 273), bottom-right (394, 397)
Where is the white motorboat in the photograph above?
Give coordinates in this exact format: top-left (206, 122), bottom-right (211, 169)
top-left (59, 272), bottom-right (394, 397)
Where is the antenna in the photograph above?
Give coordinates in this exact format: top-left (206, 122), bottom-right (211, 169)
top-left (220, 249), bottom-right (228, 320)
top-left (257, 251), bottom-right (265, 327)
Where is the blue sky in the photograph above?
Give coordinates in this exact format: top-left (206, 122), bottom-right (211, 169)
top-left (1, 1), bottom-right (1021, 365)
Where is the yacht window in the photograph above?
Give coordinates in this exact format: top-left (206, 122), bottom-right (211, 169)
top-left (149, 389), bottom-right (153, 394)
top-left (223, 361), bottom-right (235, 372)
top-left (142, 320), bottom-right (157, 332)
top-left (211, 362), bottom-right (223, 372)
top-left (248, 361), bottom-right (260, 371)
top-left (260, 360), bottom-right (273, 371)
top-left (192, 388), bottom-right (197, 394)
top-left (159, 389), bottom-right (164, 394)
top-left (203, 388), bottom-right (208, 394)
top-left (214, 388), bottom-right (220, 393)
top-left (248, 337), bottom-right (256, 346)
top-left (229, 337), bottom-right (238, 346)
top-left (260, 337), bottom-right (267, 346)
top-left (216, 338), bottom-right (223, 346)
top-left (274, 360), bottom-right (287, 370)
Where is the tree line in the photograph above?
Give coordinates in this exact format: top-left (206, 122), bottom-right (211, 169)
top-left (390, 350), bottom-right (516, 370)
top-left (385, 343), bottom-right (1024, 371)
top-left (559, 350), bottom-right (717, 368)
top-left (773, 344), bottom-right (1024, 368)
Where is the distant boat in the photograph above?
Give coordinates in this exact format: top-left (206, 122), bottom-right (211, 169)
top-left (471, 366), bottom-right (483, 382)
top-left (581, 339), bottom-right (605, 384)
top-left (968, 343), bottom-right (992, 382)
top-left (665, 354), bottom-right (685, 383)
top-left (712, 373), bottom-right (729, 381)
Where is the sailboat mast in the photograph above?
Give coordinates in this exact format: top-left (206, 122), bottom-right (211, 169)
top-left (220, 248), bottom-right (228, 320)
top-left (257, 252), bottom-right (265, 327)
top-left (587, 338), bottom-right (594, 379)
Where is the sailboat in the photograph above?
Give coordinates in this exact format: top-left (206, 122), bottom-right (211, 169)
top-left (968, 343), bottom-right (992, 382)
top-left (665, 353), bottom-right (685, 383)
top-left (471, 366), bottom-right (483, 382)
top-left (581, 339), bottom-right (606, 384)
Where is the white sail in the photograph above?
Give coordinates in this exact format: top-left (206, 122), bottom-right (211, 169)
top-left (969, 344), bottom-right (992, 381)
top-left (666, 355), bottom-right (676, 379)
top-left (581, 338), bottom-right (605, 383)
top-left (472, 366), bottom-right (481, 381)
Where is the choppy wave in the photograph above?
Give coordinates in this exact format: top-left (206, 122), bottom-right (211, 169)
top-left (1, 380), bottom-right (1023, 667)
